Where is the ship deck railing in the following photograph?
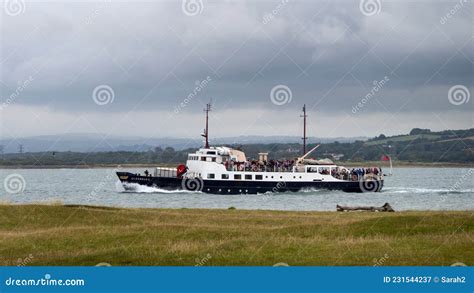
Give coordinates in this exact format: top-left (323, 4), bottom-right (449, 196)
top-left (225, 167), bottom-right (297, 173)
top-left (222, 167), bottom-right (382, 181)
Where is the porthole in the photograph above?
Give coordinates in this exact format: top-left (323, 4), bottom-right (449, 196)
top-left (239, 189), bottom-right (242, 192)
top-left (228, 189), bottom-right (231, 193)
top-left (218, 189), bottom-right (222, 192)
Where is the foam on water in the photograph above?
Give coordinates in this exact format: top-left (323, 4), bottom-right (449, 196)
top-left (119, 182), bottom-right (200, 194)
top-left (383, 187), bottom-right (473, 194)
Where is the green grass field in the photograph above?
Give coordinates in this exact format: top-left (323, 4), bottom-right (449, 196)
top-left (0, 205), bottom-right (472, 266)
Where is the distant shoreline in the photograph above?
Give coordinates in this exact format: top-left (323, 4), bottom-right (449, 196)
top-left (0, 162), bottom-right (473, 169)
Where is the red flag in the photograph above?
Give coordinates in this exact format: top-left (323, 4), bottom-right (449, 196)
top-left (381, 155), bottom-right (391, 161)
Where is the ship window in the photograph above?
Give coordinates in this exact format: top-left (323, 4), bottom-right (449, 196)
top-left (318, 167), bottom-right (330, 175)
top-left (234, 174), bottom-right (242, 180)
top-left (207, 151), bottom-right (216, 155)
top-left (221, 174), bottom-right (229, 179)
top-left (255, 175), bottom-right (263, 180)
top-left (201, 157), bottom-right (206, 161)
top-left (207, 173), bottom-right (215, 179)
top-left (211, 157), bottom-right (216, 162)
top-left (245, 174), bottom-right (252, 180)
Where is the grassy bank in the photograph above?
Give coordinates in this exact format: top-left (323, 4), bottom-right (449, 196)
top-left (0, 205), bottom-right (472, 266)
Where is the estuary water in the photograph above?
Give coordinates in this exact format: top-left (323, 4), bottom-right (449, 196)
top-left (0, 167), bottom-right (473, 211)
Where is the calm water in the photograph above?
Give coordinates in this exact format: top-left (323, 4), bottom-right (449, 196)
top-left (0, 167), bottom-right (473, 211)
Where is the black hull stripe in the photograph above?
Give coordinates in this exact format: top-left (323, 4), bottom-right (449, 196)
top-left (117, 172), bottom-right (384, 193)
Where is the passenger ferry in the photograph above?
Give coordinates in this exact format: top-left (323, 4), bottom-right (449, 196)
top-left (117, 103), bottom-right (384, 193)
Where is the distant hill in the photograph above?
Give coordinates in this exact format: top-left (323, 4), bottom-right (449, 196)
top-left (0, 134), bottom-right (366, 154)
top-left (359, 128), bottom-right (474, 163)
top-left (1, 128), bottom-right (473, 166)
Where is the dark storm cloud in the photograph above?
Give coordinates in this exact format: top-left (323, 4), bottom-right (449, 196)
top-left (1, 0), bottom-right (472, 117)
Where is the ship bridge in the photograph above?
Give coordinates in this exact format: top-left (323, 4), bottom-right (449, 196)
top-left (187, 147), bottom-right (246, 164)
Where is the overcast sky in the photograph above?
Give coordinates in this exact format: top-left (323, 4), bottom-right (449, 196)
top-left (1, 0), bottom-right (473, 141)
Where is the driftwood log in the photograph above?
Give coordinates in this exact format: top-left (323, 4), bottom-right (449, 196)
top-left (336, 202), bottom-right (395, 212)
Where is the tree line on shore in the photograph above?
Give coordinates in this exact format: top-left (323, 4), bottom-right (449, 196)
top-left (1, 128), bottom-right (473, 166)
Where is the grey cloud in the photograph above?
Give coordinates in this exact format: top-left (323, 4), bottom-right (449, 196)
top-left (0, 0), bottom-right (472, 137)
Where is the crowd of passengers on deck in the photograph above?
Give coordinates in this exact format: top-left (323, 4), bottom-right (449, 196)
top-left (222, 159), bottom-right (382, 180)
top-left (331, 167), bottom-right (382, 181)
top-left (224, 159), bottom-right (296, 172)
top-left (138, 163), bottom-right (382, 181)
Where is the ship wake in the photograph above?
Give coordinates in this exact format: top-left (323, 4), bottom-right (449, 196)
top-left (117, 182), bottom-right (200, 194)
top-left (382, 187), bottom-right (473, 194)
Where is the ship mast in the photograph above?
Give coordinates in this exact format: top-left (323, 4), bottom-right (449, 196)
top-left (202, 102), bottom-right (212, 148)
top-left (301, 104), bottom-right (307, 156)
